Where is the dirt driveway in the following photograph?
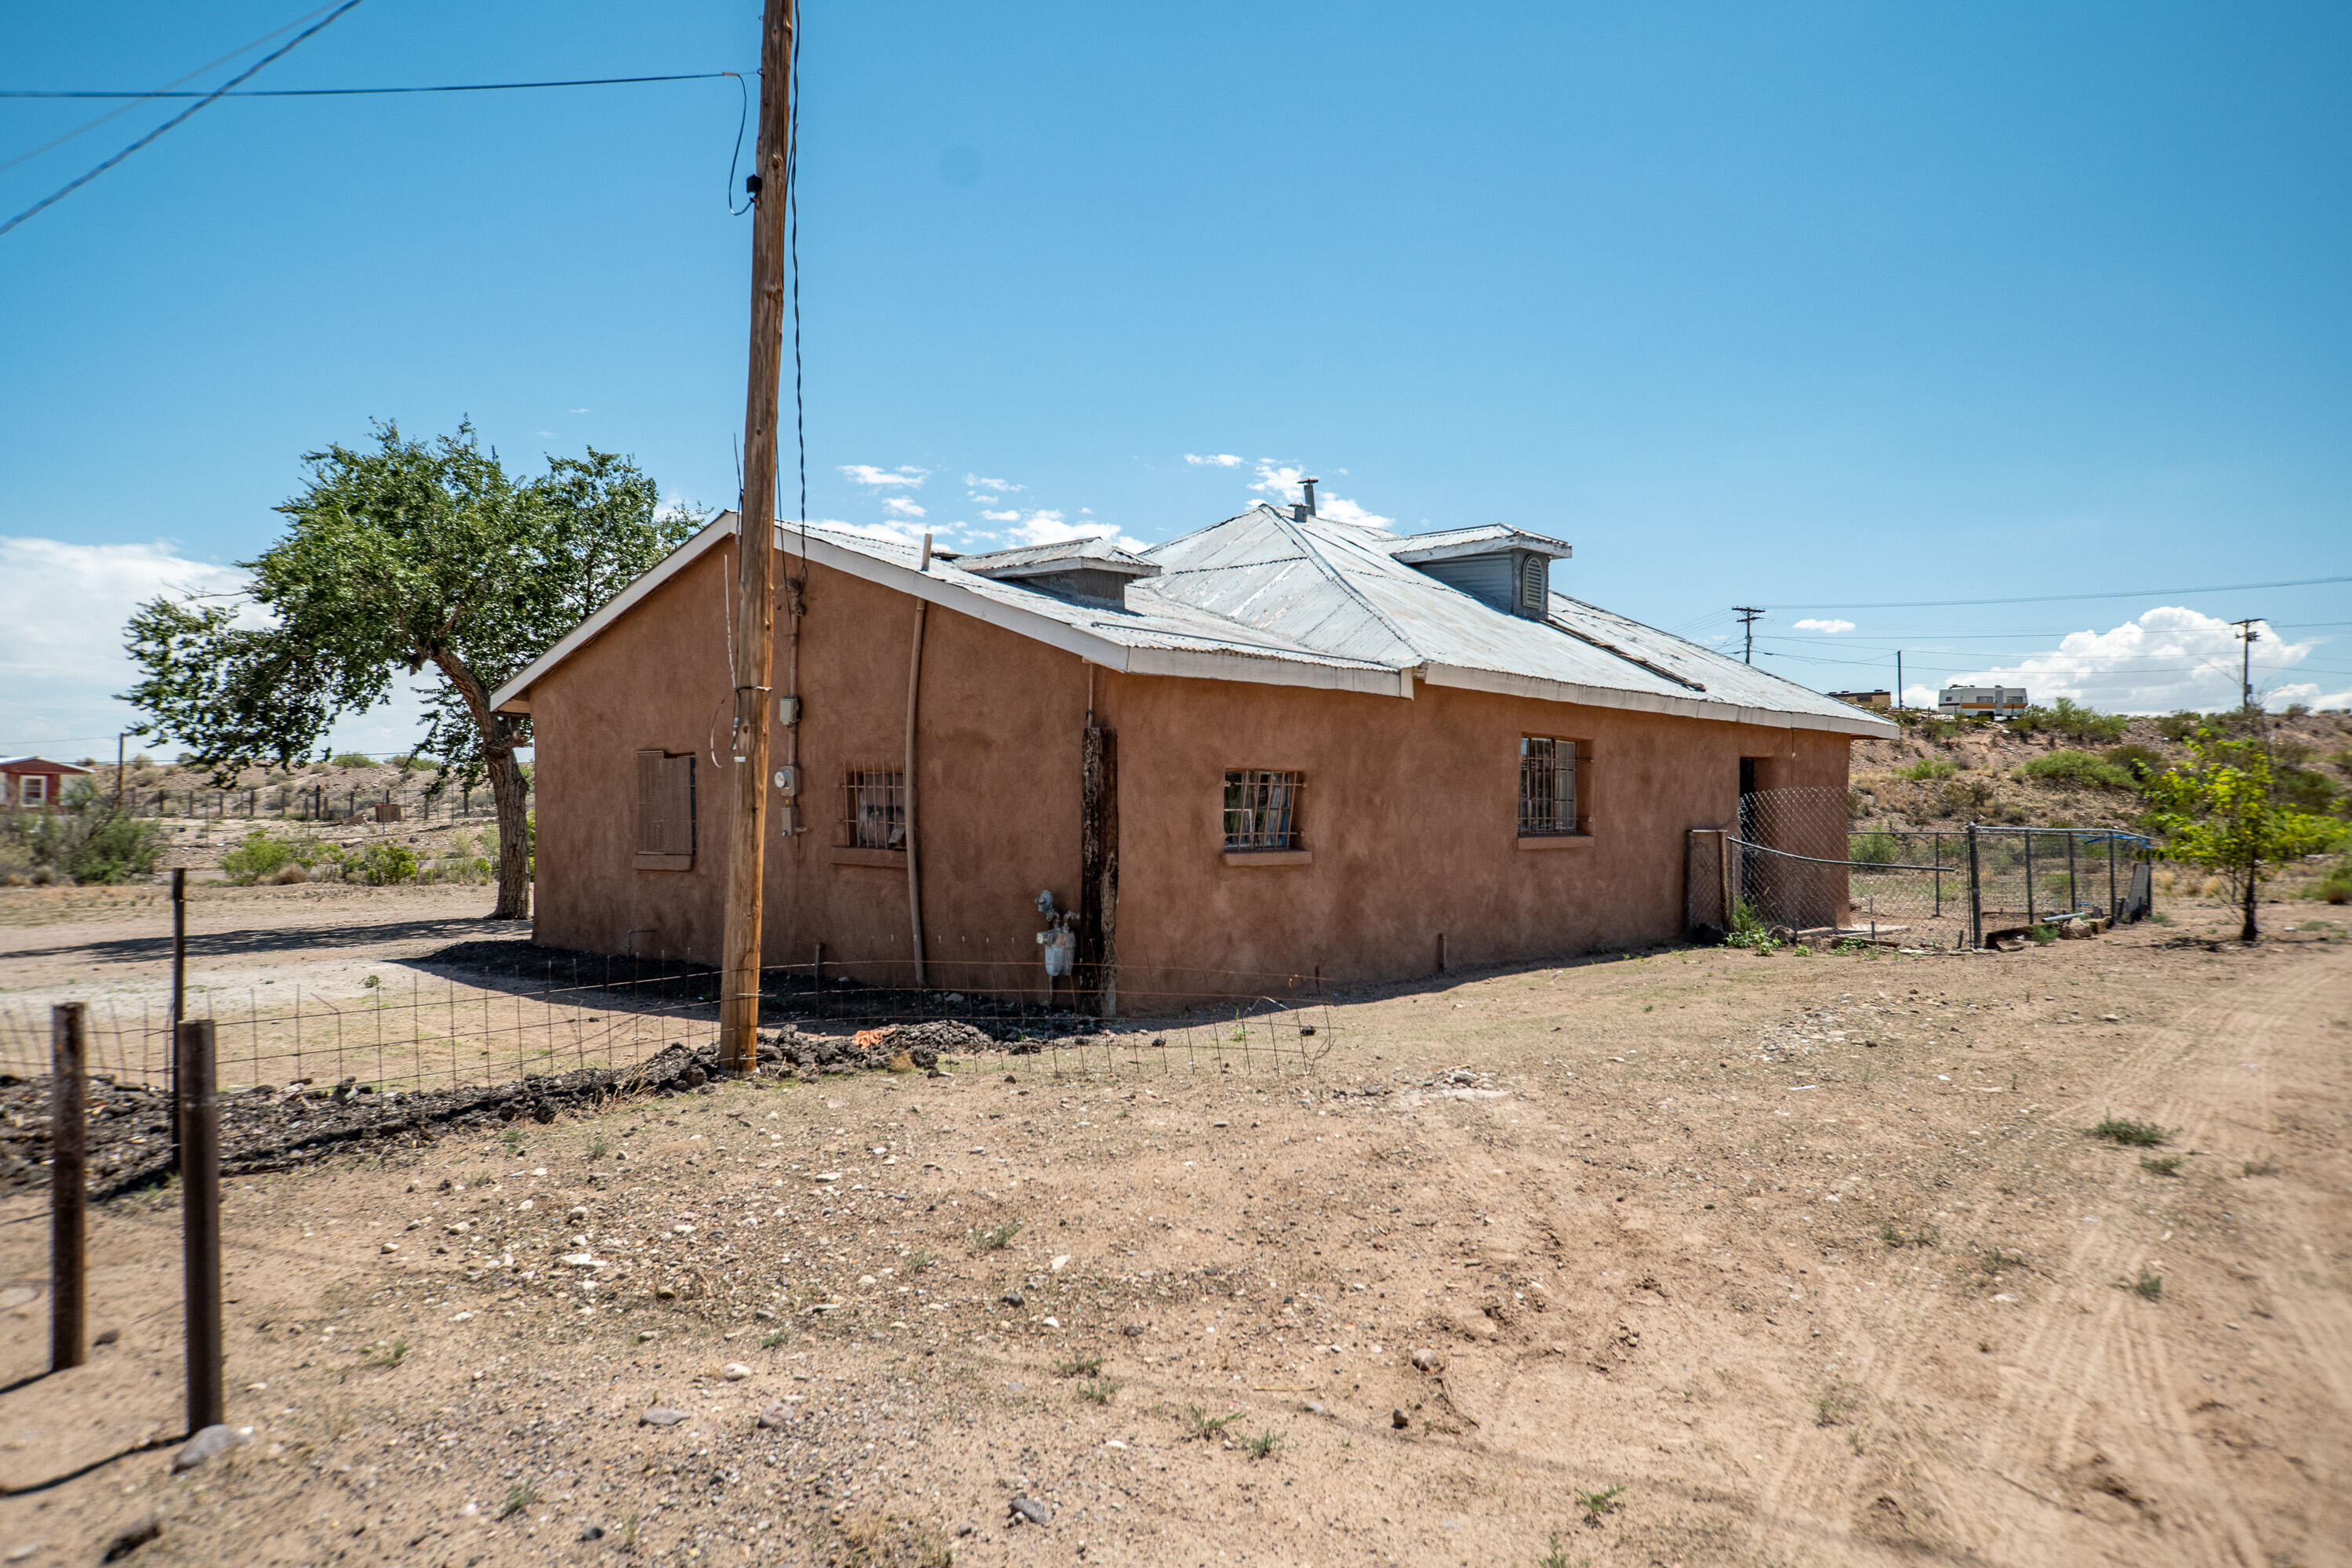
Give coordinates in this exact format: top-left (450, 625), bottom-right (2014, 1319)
top-left (2, 889), bottom-right (2347, 1566)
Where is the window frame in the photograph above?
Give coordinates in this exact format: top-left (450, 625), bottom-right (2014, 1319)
top-left (19, 775), bottom-right (46, 808)
top-left (1221, 768), bottom-right (1305, 853)
top-left (1517, 735), bottom-right (1588, 843)
top-left (633, 750), bottom-right (696, 872)
top-left (837, 767), bottom-right (907, 853)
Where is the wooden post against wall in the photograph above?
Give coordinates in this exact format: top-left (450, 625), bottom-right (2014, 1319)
top-left (1079, 727), bottom-right (1118, 1018)
top-left (717, 0), bottom-right (799, 1074)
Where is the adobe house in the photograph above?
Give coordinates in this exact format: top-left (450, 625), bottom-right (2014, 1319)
top-left (0, 757), bottom-right (92, 810)
top-left (492, 495), bottom-right (1895, 1004)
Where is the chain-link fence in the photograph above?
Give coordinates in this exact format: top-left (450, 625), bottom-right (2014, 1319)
top-left (1686, 788), bottom-right (2154, 949)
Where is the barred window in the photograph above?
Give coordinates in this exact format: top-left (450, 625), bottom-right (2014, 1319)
top-left (839, 768), bottom-right (906, 851)
top-left (1519, 736), bottom-right (1578, 836)
top-left (1223, 769), bottom-right (1303, 851)
top-left (634, 750), bottom-right (696, 870)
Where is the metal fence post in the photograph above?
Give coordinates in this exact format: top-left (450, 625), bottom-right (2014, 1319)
top-left (2107, 836), bottom-right (2118, 920)
top-left (50, 1002), bottom-right (88, 1372)
top-left (2066, 832), bottom-right (2078, 916)
top-left (1966, 823), bottom-right (1983, 949)
top-left (2024, 832), bottom-right (2035, 924)
top-left (176, 1018), bottom-right (224, 1433)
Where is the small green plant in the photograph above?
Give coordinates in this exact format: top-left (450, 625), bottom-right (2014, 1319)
top-left (903, 1249), bottom-right (936, 1272)
top-left (760, 1330), bottom-right (788, 1349)
top-left (499, 1481), bottom-right (539, 1519)
top-left (2132, 1269), bottom-right (2163, 1301)
top-left (1979, 1247), bottom-right (2024, 1276)
top-left (329, 751), bottom-right (377, 769)
top-left (1184, 1405), bottom-right (1240, 1441)
top-left (969, 1219), bottom-right (1021, 1252)
top-left (502, 1126), bottom-right (525, 1153)
top-left (619, 1512), bottom-right (641, 1549)
top-left (586, 1134), bottom-right (612, 1160)
top-left (1878, 1221), bottom-right (1936, 1248)
top-left (2140, 1155), bottom-right (2183, 1176)
top-left (2017, 750), bottom-right (2136, 790)
top-left (1078, 1380), bottom-right (1120, 1406)
top-left (1813, 1390), bottom-right (1853, 1428)
top-left (2028, 924), bottom-right (2059, 946)
top-left (366, 1338), bottom-right (409, 1368)
top-left (1538, 1536), bottom-right (1575, 1568)
top-left (353, 840), bottom-right (419, 885)
top-left (1230, 1009), bottom-right (1248, 1043)
top-left (2243, 1159), bottom-right (2280, 1177)
top-left (1574, 1485), bottom-right (1624, 1522)
top-left (1896, 758), bottom-right (1957, 781)
top-left (1054, 1355), bottom-right (1104, 1378)
top-left (1726, 899), bottom-right (1777, 952)
top-left (1246, 1427), bottom-right (1286, 1460)
top-left (2089, 1116), bottom-right (2171, 1147)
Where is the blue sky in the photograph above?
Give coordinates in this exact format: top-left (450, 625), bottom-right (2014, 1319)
top-left (4, 0), bottom-right (2350, 759)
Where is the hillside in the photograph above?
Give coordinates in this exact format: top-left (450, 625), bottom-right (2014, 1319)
top-left (1846, 707), bottom-right (2352, 834)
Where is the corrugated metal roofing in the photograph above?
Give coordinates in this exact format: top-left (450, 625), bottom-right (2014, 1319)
top-left (492, 509), bottom-right (1896, 735)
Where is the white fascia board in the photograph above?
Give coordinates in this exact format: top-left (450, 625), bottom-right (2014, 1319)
top-left (1420, 661), bottom-right (1900, 739)
top-left (489, 513), bottom-right (739, 713)
top-left (782, 525), bottom-right (1407, 697)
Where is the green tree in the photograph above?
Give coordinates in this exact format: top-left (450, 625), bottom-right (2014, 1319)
top-left (122, 421), bottom-right (698, 918)
top-left (2143, 730), bottom-right (2346, 942)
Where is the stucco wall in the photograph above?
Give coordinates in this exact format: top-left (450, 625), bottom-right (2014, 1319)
top-left (526, 542), bottom-right (1853, 999)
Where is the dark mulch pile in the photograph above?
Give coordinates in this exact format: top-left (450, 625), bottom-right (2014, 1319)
top-left (1, 1040), bottom-right (735, 1200)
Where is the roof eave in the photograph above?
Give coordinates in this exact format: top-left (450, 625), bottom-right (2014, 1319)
top-left (1418, 661), bottom-right (1900, 738)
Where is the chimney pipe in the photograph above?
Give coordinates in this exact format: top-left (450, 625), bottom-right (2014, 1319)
top-left (1294, 476), bottom-right (1319, 521)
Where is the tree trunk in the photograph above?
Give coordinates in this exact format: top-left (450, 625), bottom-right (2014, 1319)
top-left (437, 652), bottom-right (532, 921)
top-left (2241, 839), bottom-right (2259, 943)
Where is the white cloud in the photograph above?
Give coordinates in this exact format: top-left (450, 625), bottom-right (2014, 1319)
top-left (882, 497), bottom-right (927, 518)
top-left (818, 517), bottom-right (952, 549)
top-left (568, 407), bottom-right (592, 414)
top-left (982, 510), bottom-right (1152, 554)
top-left (980, 508), bottom-right (1023, 523)
top-left (1185, 453), bottom-right (1243, 468)
top-left (964, 474), bottom-right (1020, 493)
top-left (839, 464), bottom-right (927, 488)
top-left (1945, 607), bottom-right (2344, 713)
top-left (1246, 460), bottom-right (1393, 529)
top-left (1792, 618), bottom-right (1855, 634)
top-left (0, 536), bottom-right (435, 760)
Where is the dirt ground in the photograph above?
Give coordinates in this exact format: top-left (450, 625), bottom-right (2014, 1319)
top-left (2, 886), bottom-right (2348, 1567)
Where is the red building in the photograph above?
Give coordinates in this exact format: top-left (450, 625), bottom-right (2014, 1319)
top-left (0, 757), bottom-right (93, 810)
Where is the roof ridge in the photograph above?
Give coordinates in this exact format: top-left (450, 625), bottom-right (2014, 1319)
top-left (1264, 506), bottom-right (1422, 664)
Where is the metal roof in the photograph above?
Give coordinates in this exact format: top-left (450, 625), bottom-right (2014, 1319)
top-left (490, 508), bottom-right (1895, 736)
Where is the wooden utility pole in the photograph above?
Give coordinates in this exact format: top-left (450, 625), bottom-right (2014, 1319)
top-left (1734, 607), bottom-right (1764, 664)
top-left (2231, 618), bottom-right (2260, 712)
top-left (719, 0), bottom-right (798, 1074)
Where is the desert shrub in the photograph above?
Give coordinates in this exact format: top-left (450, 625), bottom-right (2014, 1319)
top-left (1940, 778), bottom-right (1995, 812)
top-left (1850, 831), bottom-right (1903, 866)
top-left (1897, 758), bottom-right (1957, 781)
top-left (328, 752), bottom-right (376, 769)
top-left (2155, 711), bottom-right (2205, 742)
top-left (23, 809), bottom-right (168, 884)
top-left (221, 827), bottom-right (326, 884)
top-left (353, 842), bottom-right (419, 885)
top-left (2019, 750), bottom-right (2136, 790)
top-left (2275, 765), bottom-right (2339, 815)
top-left (2101, 744), bottom-right (2164, 779)
top-left (2012, 698), bottom-right (2129, 746)
top-left (1894, 710), bottom-right (1973, 742)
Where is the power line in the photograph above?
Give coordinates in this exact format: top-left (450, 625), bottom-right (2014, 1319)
top-left (0, 72), bottom-right (734, 100)
top-left (1783, 574), bottom-right (2352, 612)
top-left (0, 0), bottom-right (369, 239)
top-left (0, 2), bottom-right (342, 176)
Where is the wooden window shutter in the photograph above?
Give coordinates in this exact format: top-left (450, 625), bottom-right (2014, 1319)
top-left (635, 750), bottom-right (695, 871)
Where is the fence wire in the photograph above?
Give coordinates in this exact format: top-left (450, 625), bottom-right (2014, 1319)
top-left (0, 953), bottom-right (1334, 1194)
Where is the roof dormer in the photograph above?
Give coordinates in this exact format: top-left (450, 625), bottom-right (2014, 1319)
top-left (956, 536), bottom-right (1163, 610)
top-left (1389, 526), bottom-right (1573, 619)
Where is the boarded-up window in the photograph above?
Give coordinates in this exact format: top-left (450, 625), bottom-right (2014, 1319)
top-left (635, 750), bottom-right (695, 870)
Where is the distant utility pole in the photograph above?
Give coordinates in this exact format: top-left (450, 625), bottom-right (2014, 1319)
top-left (2230, 618), bottom-right (2261, 713)
top-left (1733, 607), bottom-right (1764, 665)
top-left (1895, 652), bottom-right (1904, 710)
top-left (718, 0), bottom-right (798, 1076)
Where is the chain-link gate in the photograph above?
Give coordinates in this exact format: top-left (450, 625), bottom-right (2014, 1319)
top-left (1686, 787), bottom-right (2154, 949)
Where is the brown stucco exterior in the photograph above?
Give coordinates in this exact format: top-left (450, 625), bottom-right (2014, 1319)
top-left (524, 541), bottom-right (1854, 1001)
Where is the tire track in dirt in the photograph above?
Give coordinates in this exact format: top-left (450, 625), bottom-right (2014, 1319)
top-left (1743, 952), bottom-right (2341, 1566)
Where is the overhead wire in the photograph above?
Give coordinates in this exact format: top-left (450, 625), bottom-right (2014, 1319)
top-left (0, 0), bottom-right (369, 239)
top-left (0, 1), bottom-right (342, 176)
top-left (1780, 573), bottom-right (2352, 612)
top-left (1, 72), bottom-right (734, 100)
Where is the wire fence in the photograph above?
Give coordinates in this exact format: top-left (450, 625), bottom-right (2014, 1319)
top-left (1686, 787), bottom-right (2155, 949)
top-left (0, 953), bottom-right (1335, 1192)
top-left (49, 780), bottom-right (525, 825)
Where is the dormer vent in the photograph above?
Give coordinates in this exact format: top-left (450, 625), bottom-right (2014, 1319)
top-left (956, 536), bottom-right (1163, 610)
top-left (1390, 525), bottom-right (1573, 620)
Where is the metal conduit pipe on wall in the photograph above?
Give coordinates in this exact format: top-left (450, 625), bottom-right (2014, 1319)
top-left (904, 535), bottom-right (930, 987)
